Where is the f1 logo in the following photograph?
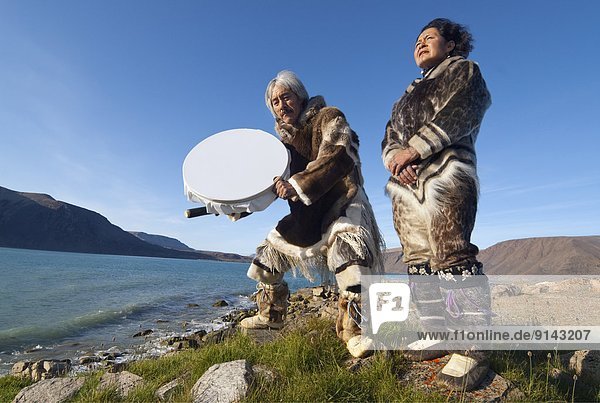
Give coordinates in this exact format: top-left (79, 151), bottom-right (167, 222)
top-left (368, 282), bottom-right (411, 334)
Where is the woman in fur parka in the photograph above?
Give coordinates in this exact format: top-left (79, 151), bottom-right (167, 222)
top-left (240, 70), bottom-right (384, 358)
top-left (382, 18), bottom-right (492, 391)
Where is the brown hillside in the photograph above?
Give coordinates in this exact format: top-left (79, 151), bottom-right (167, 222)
top-left (384, 236), bottom-right (600, 275)
top-left (478, 236), bottom-right (600, 275)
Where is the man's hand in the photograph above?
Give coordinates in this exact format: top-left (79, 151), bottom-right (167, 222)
top-left (273, 177), bottom-right (298, 200)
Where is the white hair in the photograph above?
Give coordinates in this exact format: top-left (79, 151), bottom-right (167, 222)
top-left (265, 70), bottom-right (309, 118)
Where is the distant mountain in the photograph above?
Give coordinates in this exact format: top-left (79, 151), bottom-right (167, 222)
top-left (0, 186), bottom-right (249, 262)
top-left (129, 232), bottom-right (196, 252)
top-left (478, 236), bottom-right (600, 275)
top-left (130, 231), bottom-right (250, 263)
top-left (384, 236), bottom-right (600, 275)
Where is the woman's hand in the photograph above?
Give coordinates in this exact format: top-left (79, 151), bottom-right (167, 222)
top-left (274, 177), bottom-right (298, 200)
top-left (397, 164), bottom-right (419, 185)
top-left (387, 147), bottom-right (420, 177)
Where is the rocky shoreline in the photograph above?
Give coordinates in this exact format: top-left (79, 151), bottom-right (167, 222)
top-left (6, 283), bottom-right (600, 402)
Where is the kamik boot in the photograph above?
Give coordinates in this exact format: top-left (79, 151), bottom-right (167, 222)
top-left (240, 281), bottom-right (289, 330)
top-left (336, 290), bottom-right (373, 358)
top-left (404, 269), bottom-right (449, 361)
top-left (436, 264), bottom-right (492, 391)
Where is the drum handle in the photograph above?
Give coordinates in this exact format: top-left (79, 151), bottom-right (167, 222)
top-left (185, 207), bottom-right (214, 218)
top-left (185, 207), bottom-right (252, 220)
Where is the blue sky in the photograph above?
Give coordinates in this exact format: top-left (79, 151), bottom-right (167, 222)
top-left (1, 1), bottom-right (598, 255)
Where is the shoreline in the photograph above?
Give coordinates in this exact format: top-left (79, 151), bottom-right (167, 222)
top-left (1, 300), bottom-right (257, 379)
top-left (5, 278), bottom-right (600, 378)
top-left (3, 285), bottom-right (336, 380)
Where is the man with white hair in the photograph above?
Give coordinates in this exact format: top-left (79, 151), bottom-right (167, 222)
top-left (240, 70), bottom-right (384, 358)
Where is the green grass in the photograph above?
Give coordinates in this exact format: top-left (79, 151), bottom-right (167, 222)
top-left (0, 375), bottom-right (34, 402)
top-left (5, 319), bottom-right (600, 402)
top-left (68, 318), bottom-right (444, 402)
top-left (489, 349), bottom-right (600, 402)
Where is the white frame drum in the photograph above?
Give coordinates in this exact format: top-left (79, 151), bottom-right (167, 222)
top-left (183, 128), bottom-right (290, 217)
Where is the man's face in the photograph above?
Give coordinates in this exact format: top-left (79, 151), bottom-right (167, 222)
top-left (271, 84), bottom-right (302, 125)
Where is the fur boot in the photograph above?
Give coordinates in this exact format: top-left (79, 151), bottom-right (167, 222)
top-left (404, 268), bottom-right (449, 361)
top-left (336, 291), bottom-right (373, 358)
top-left (436, 265), bottom-right (492, 391)
top-left (240, 281), bottom-right (289, 330)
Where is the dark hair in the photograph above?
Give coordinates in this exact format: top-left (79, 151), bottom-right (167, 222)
top-left (421, 18), bottom-right (473, 58)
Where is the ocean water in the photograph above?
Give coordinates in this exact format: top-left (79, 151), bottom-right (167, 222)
top-left (0, 247), bottom-right (312, 375)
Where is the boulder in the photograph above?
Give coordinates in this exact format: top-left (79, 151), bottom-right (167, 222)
top-left (491, 284), bottom-right (521, 298)
top-left (562, 350), bottom-right (600, 386)
top-left (213, 299), bottom-right (229, 307)
top-left (164, 335), bottom-right (201, 350)
top-left (133, 329), bottom-right (153, 337)
top-left (156, 378), bottom-right (183, 401)
top-left (98, 371), bottom-right (144, 397)
top-left (10, 362), bottom-right (32, 378)
top-left (320, 304), bottom-right (338, 320)
top-left (202, 328), bottom-right (236, 345)
top-left (79, 356), bottom-right (102, 365)
top-left (251, 364), bottom-right (276, 383)
top-left (12, 377), bottom-right (84, 403)
top-left (191, 360), bottom-right (253, 403)
top-left (312, 286), bottom-right (326, 298)
top-left (11, 360), bottom-right (71, 382)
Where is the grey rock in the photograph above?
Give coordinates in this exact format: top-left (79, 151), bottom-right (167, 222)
top-left (12, 377), bottom-right (84, 403)
top-left (164, 335), bottom-right (201, 350)
top-left (213, 299), bottom-right (229, 307)
top-left (156, 378), bottom-right (183, 401)
top-left (10, 361), bottom-right (32, 378)
top-left (133, 329), bottom-right (153, 337)
top-left (194, 329), bottom-right (208, 338)
top-left (400, 353), bottom-right (521, 401)
top-left (191, 360), bottom-right (254, 403)
top-left (11, 360), bottom-right (70, 382)
top-left (251, 364), bottom-right (276, 383)
top-left (98, 370), bottom-right (144, 397)
top-left (202, 328), bottom-right (236, 345)
top-left (79, 356), bottom-right (101, 365)
top-left (312, 286), bottom-right (326, 298)
top-left (320, 305), bottom-right (338, 320)
top-left (491, 284), bottom-right (521, 298)
top-left (562, 350), bottom-right (600, 386)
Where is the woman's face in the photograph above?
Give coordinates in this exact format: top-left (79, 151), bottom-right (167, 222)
top-left (271, 84), bottom-right (302, 125)
top-left (414, 27), bottom-right (455, 70)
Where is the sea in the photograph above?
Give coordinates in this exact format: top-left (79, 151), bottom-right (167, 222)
top-left (0, 247), bottom-right (313, 376)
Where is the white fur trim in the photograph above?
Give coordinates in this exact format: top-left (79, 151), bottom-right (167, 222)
top-left (323, 117), bottom-right (360, 165)
top-left (263, 188), bottom-right (384, 279)
top-left (288, 177), bottom-right (311, 206)
top-left (408, 134), bottom-right (433, 160)
top-left (247, 263), bottom-right (284, 284)
top-left (386, 159), bottom-right (478, 219)
top-left (335, 264), bottom-right (362, 291)
top-left (423, 161), bottom-right (478, 217)
top-left (340, 290), bottom-right (361, 302)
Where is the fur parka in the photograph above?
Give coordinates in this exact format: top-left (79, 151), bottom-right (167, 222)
top-left (251, 95), bottom-right (384, 282)
top-left (275, 96), bottom-right (365, 247)
top-left (382, 56), bottom-right (491, 204)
